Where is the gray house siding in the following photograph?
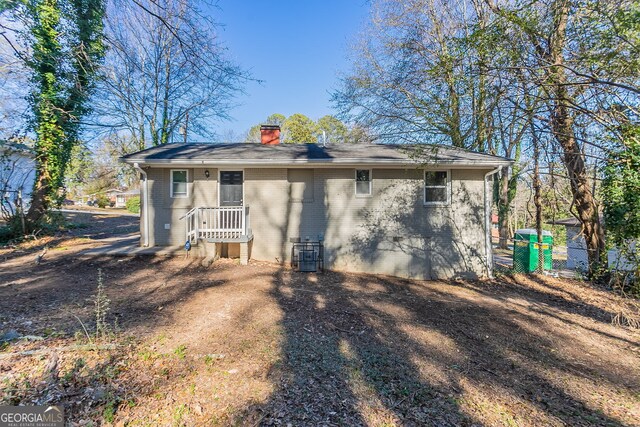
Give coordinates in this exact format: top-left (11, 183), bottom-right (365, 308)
top-left (145, 167), bottom-right (218, 246)
top-left (142, 166), bottom-right (490, 280)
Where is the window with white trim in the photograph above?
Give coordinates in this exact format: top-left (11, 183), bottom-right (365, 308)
top-left (424, 170), bottom-right (449, 204)
top-left (171, 170), bottom-right (188, 197)
top-left (355, 169), bottom-right (371, 196)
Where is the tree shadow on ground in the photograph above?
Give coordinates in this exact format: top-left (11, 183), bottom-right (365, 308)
top-left (246, 163), bottom-right (636, 426)
top-left (250, 269), bottom-right (637, 426)
top-left (0, 253), bottom-right (235, 337)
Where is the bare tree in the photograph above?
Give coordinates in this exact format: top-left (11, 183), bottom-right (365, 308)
top-left (333, 0), bottom-right (527, 246)
top-left (333, 0), bottom-right (497, 146)
top-left (95, 0), bottom-right (248, 149)
top-left (481, 0), bottom-right (640, 274)
top-left (337, 0), bottom-right (639, 276)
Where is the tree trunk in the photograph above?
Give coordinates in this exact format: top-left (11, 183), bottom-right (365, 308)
top-left (160, 49), bottom-right (171, 145)
top-left (474, 73), bottom-right (487, 152)
top-left (497, 146), bottom-right (521, 249)
top-left (448, 78), bottom-right (464, 148)
top-left (498, 168), bottom-right (511, 249)
top-left (550, 88), bottom-right (605, 273)
top-left (25, 173), bottom-right (51, 227)
top-left (532, 122), bottom-right (544, 272)
top-left (483, 0), bottom-right (607, 276)
top-left (548, 0), bottom-right (605, 275)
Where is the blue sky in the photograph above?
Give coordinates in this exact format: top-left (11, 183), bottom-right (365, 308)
top-left (212, 1), bottom-right (370, 140)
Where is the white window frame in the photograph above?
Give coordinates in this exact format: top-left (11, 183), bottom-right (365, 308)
top-left (355, 169), bottom-right (372, 197)
top-left (423, 170), bottom-right (450, 206)
top-left (170, 169), bottom-right (189, 198)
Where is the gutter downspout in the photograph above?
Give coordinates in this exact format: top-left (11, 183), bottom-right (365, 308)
top-left (484, 165), bottom-right (503, 278)
top-left (133, 163), bottom-right (149, 247)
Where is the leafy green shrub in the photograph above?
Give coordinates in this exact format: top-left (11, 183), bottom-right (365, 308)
top-left (96, 194), bottom-right (111, 208)
top-left (126, 196), bottom-right (140, 214)
top-left (602, 125), bottom-right (639, 294)
top-left (0, 224), bottom-right (17, 244)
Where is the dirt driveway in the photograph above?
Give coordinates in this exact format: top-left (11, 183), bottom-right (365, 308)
top-left (1, 213), bottom-right (639, 426)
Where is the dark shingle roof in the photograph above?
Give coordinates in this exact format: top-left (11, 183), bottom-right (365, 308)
top-left (121, 143), bottom-right (512, 168)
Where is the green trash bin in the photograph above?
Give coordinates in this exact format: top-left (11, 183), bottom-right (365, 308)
top-left (513, 229), bottom-right (553, 272)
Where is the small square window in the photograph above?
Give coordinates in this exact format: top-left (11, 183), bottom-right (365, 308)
top-left (171, 170), bottom-right (188, 197)
top-left (355, 169), bottom-right (371, 196)
top-left (424, 170), bottom-right (449, 205)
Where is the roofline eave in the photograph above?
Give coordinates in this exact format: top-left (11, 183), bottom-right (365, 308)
top-left (120, 158), bottom-right (514, 169)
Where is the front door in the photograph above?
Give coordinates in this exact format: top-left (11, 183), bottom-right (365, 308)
top-left (220, 171), bottom-right (243, 206)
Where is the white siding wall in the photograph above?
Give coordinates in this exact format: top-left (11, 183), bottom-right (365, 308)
top-left (566, 226), bottom-right (638, 272)
top-left (566, 226), bottom-right (589, 271)
top-left (0, 151), bottom-right (35, 210)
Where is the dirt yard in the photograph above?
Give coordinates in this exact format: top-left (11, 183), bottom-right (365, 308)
top-left (1, 213), bottom-right (639, 426)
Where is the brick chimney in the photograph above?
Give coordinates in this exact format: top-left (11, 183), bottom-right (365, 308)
top-left (260, 125), bottom-right (280, 145)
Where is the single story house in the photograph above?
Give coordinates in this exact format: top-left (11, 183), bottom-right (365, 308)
top-left (106, 188), bottom-right (140, 208)
top-left (121, 126), bottom-right (512, 280)
top-left (491, 213), bottom-right (499, 240)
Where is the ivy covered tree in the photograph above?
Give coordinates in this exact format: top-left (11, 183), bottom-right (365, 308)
top-left (6, 0), bottom-right (105, 227)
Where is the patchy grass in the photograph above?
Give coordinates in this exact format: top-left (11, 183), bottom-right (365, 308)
top-left (0, 214), bottom-right (638, 426)
top-left (173, 344), bottom-right (188, 359)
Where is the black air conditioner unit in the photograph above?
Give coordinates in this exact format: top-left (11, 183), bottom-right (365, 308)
top-left (291, 241), bottom-right (324, 272)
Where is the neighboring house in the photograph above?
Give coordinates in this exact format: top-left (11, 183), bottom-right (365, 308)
top-left (114, 189), bottom-right (140, 208)
top-left (0, 140), bottom-right (35, 216)
top-left (121, 126), bottom-right (512, 280)
top-left (105, 188), bottom-right (140, 208)
top-left (102, 188), bottom-right (122, 206)
top-left (491, 213), bottom-right (499, 240)
top-left (555, 217), bottom-right (637, 272)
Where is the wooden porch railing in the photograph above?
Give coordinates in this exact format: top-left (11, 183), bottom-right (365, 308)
top-left (182, 206), bottom-right (250, 242)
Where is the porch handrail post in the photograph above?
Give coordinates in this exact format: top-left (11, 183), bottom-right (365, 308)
top-left (194, 208), bottom-right (199, 240)
top-left (241, 205), bottom-right (245, 236)
top-left (245, 205), bottom-right (250, 236)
